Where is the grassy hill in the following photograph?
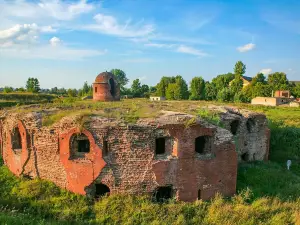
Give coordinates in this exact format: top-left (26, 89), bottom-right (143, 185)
top-left (0, 99), bottom-right (300, 224)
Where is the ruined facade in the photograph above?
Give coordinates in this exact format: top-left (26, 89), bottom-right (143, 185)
top-left (93, 72), bottom-right (120, 101)
top-left (0, 111), bottom-right (239, 202)
top-left (0, 107), bottom-right (270, 202)
top-left (218, 107), bottom-right (270, 161)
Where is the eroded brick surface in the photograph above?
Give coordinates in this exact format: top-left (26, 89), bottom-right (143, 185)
top-left (0, 110), bottom-right (244, 201)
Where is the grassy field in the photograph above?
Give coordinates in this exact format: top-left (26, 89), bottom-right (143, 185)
top-left (0, 99), bottom-right (300, 224)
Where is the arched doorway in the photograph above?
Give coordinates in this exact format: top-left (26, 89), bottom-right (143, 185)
top-left (95, 183), bottom-right (110, 198)
top-left (153, 186), bottom-right (173, 202)
top-left (12, 127), bottom-right (22, 150)
top-left (109, 78), bottom-right (115, 97)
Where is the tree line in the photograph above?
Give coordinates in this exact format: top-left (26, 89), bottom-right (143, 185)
top-left (1, 61), bottom-right (300, 102)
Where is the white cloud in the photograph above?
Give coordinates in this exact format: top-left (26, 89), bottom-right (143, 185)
top-left (237, 43), bottom-right (255, 52)
top-left (0, 23), bottom-right (40, 47)
top-left (144, 43), bottom-right (174, 48)
top-left (260, 68), bottom-right (272, 75)
top-left (83, 13), bottom-right (154, 38)
top-left (0, 0), bottom-right (95, 21)
top-left (0, 45), bottom-right (106, 60)
top-left (49, 36), bottom-right (60, 46)
top-left (0, 23), bottom-right (59, 48)
top-left (176, 45), bottom-right (208, 57)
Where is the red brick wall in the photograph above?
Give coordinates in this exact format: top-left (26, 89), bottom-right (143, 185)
top-left (1, 113), bottom-right (237, 202)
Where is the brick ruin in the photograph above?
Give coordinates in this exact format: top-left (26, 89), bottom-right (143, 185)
top-left (93, 72), bottom-right (120, 101)
top-left (0, 108), bottom-right (269, 202)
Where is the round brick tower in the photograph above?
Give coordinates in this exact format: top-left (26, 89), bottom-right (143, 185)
top-left (93, 72), bottom-right (120, 101)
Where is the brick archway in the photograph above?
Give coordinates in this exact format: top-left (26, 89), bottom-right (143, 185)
top-left (5, 120), bottom-right (29, 176)
top-left (59, 128), bottom-right (106, 194)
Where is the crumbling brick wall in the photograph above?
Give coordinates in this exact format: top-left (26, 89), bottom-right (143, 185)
top-left (0, 111), bottom-right (237, 202)
top-left (219, 108), bottom-right (270, 161)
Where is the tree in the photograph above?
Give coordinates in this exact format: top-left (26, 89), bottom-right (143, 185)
top-left (165, 76), bottom-right (189, 100)
top-left (166, 83), bottom-right (177, 100)
top-left (67, 89), bottom-right (77, 97)
top-left (211, 73), bottom-right (235, 91)
top-left (110, 69), bottom-right (129, 91)
top-left (252, 73), bottom-right (266, 85)
top-left (26, 78), bottom-right (40, 93)
top-left (3, 86), bottom-right (13, 93)
top-left (131, 79), bottom-right (142, 97)
top-left (82, 81), bottom-right (90, 95)
top-left (230, 76), bottom-right (243, 93)
top-left (267, 72), bottom-right (289, 91)
top-left (234, 61), bottom-right (246, 76)
top-left (140, 84), bottom-right (150, 98)
top-left (217, 88), bottom-right (233, 102)
top-left (156, 76), bottom-right (176, 97)
top-left (204, 82), bottom-right (217, 101)
top-left (189, 77), bottom-right (205, 100)
top-left (292, 83), bottom-right (300, 98)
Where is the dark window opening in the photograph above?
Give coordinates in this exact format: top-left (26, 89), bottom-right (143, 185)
top-left (155, 138), bottom-right (165, 155)
top-left (195, 136), bottom-right (208, 154)
top-left (70, 133), bottom-right (90, 157)
top-left (103, 140), bottom-right (108, 156)
top-left (78, 139), bottom-right (90, 153)
top-left (95, 87), bottom-right (97, 93)
top-left (153, 186), bottom-right (173, 202)
top-left (230, 120), bottom-right (240, 135)
top-left (198, 189), bottom-right (201, 200)
top-left (95, 183), bottom-right (110, 198)
top-left (109, 78), bottom-right (115, 97)
top-left (12, 127), bottom-right (22, 150)
top-left (246, 119), bottom-right (255, 133)
top-left (241, 152), bottom-right (249, 161)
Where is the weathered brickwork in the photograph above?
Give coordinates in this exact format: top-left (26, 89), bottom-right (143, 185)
top-left (0, 111), bottom-right (240, 201)
top-left (218, 108), bottom-right (270, 161)
top-left (93, 72), bottom-right (120, 101)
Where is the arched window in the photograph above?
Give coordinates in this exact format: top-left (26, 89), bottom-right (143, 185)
top-left (95, 183), bottom-right (110, 198)
top-left (70, 133), bottom-right (90, 158)
top-left (109, 78), bottom-right (115, 97)
top-left (153, 186), bottom-right (173, 202)
top-left (12, 127), bottom-right (22, 150)
top-left (230, 120), bottom-right (240, 135)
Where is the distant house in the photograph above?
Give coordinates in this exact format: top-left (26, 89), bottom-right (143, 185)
top-left (229, 76), bottom-right (252, 87)
top-left (274, 90), bottom-right (290, 98)
top-left (150, 96), bottom-right (166, 101)
top-left (241, 76), bottom-right (252, 87)
top-left (251, 90), bottom-right (293, 106)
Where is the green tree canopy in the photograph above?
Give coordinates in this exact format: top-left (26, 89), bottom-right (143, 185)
top-left (189, 77), bottom-right (205, 100)
top-left (252, 73), bottom-right (266, 85)
top-left (156, 76), bottom-right (176, 97)
top-left (110, 69), bottom-right (129, 90)
top-left (26, 78), bottom-right (40, 93)
top-left (234, 61), bottom-right (246, 76)
top-left (204, 82), bottom-right (217, 101)
top-left (3, 86), bottom-right (13, 93)
top-left (211, 73), bottom-right (235, 91)
top-left (267, 72), bottom-right (289, 91)
top-left (165, 76), bottom-right (189, 100)
top-left (131, 79), bottom-right (142, 97)
top-left (67, 88), bottom-right (77, 97)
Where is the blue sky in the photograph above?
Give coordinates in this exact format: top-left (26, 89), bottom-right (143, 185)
top-left (0, 0), bottom-right (299, 89)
